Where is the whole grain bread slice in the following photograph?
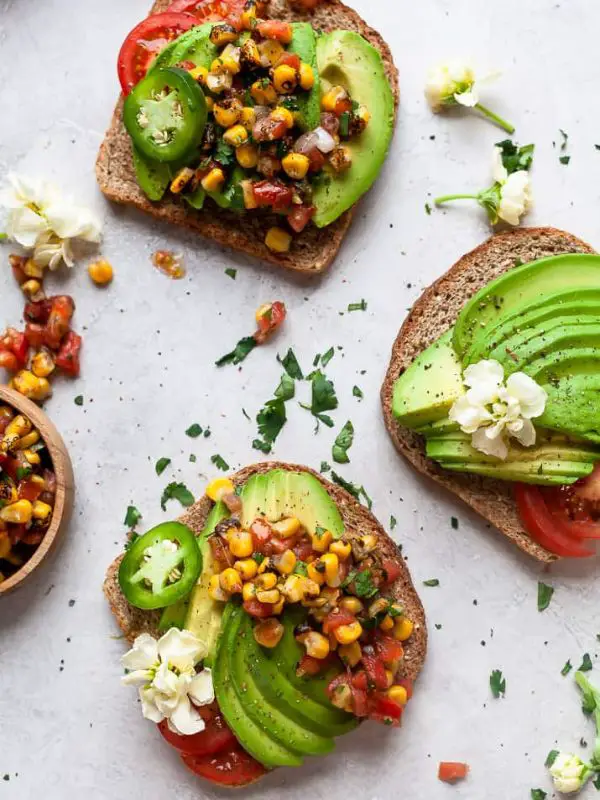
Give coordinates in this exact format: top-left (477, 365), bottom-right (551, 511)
top-left (95, 0), bottom-right (399, 274)
top-left (381, 227), bottom-right (596, 563)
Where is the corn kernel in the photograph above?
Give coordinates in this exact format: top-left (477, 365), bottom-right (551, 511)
top-left (0, 499), bottom-right (33, 525)
top-left (321, 85), bottom-right (349, 112)
top-left (329, 145), bottom-right (352, 173)
top-left (271, 106), bottom-right (294, 129)
top-left (220, 568), bottom-right (243, 594)
top-left (23, 449), bottom-right (41, 466)
top-left (29, 475), bottom-right (46, 490)
top-left (32, 500), bottom-right (52, 521)
top-left (272, 64), bottom-right (297, 94)
top-left (299, 63), bottom-right (314, 91)
top-left (205, 96), bottom-right (215, 112)
top-left (209, 23), bottom-right (238, 46)
top-left (242, 581), bottom-right (257, 601)
top-left (306, 561), bottom-right (325, 585)
top-left (234, 558), bottom-right (258, 581)
top-left (23, 258), bottom-right (44, 279)
top-left (189, 65), bottom-right (208, 83)
top-left (274, 549), bottom-right (297, 575)
top-left (170, 167), bottom-right (195, 194)
top-left (271, 517), bottom-right (301, 538)
top-left (339, 641), bottom-right (362, 667)
top-left (265, 226), bottom-right (292, 253)
top-left (31, 350), bottom-right (55, 379)
top-left (387, 685), bottom-right (408, 706)
top-left (393, 618), bottom-right (414, 642)
top-left (213, 98), bottom-right (243, 127)
top-left (0, 531), bottom-right (11, 560)
top-left (334, 620), bottom-right (363, 645)
top-left (258, 40), bottom-right (284, 67)
top-left (281, 573), bottom-right (305, 603)
top-left (13, 370), bottom-right (51, 401)
top-left (241, 5), bottom-right (256, 29)
top-left (209, 574), bottom-right (230, 601)
top-left (228, 530), bottom-right (253, 559)
top-left (256, 588), bottom-right (280, 604)
top-left (21, 279), bottom-right (43, 300)
top-left (329, 540), bottom-right (352, 560)
top-left (339, 596), bottom-right (363, 615)
top-left (0, 486), bottom-right (18, 505)
top-left (6, 415), bottom-right (32, 439)
top-left (253, 617), bottom-right (284, 648)
top-left (236, 143), bottom-right (259, 169)
top-left (385, 669), bottom-right (394, 688)
top-left (240, 106), bottom-right (257, 130)
top-left (206, 478), bottom-right (234, 502)
top-left (206, 68), bottom-right (233, 94)
top-left (368, 597), bottom-right (389, 617)
top-left (257, 556), bottom-right (273, 574)
top-left (16, 430), bottom-right (40, 450)
top-left (241, 179), bottom-right (258, 209)
top-left (304, 631), bottom-right (330, 659)
top-left (330, 683), bottom-right (353, 712)
top-left (223, 124), bottom-right (249, 148)
top-left (251, 79), bottom-right (278, 105)
top-left (255, 571), bottom-right (278, 590)
top-left (320, 552), bottom-right (340, 587)
top-left (310, 529), bottom-right (333, 553)
top-left (272, 597), bottom-right (285, 615)
top-left (88, 259), bottom-right (114, 286)
top-left (240, 37), bottom-right (262, 68)
top-left (220, 44), bottom-right (241, 74)
top-left (201, 167), bottom-right (226, 193)
top-left (380, 615), bottom-right (395, 632)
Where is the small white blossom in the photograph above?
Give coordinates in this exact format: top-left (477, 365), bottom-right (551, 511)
top-left (449, 359), bottom-right (547, 460)
top-left (425, 61), bottom-right (478, 112)
top-left (121, 629), bottom-right (214, 736)
top-left (497, 170), bottom-right (532, 226)
top-left (549, 752), bottom-right (593, 794)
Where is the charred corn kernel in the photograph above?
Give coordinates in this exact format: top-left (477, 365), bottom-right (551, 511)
top-left (380, 615), bottom-right (394, 632)
top-left (320, 552), bottom-right (340, 587)
top-left (0, 486), bottom-right (18, 504)
top-left (240, 106), bottom-right (257, 129)
top-left (390, 602), bottom-right (404, 616)
top-left (281, 573), bottom-right (305, 603)
top-left (339, 596), bottom-right (363, 615)
top-left (213, 99), bottom-right (243, 127)
top-left (299, 62), bottom-right (314, 91)
top-left (88, 259), bottom-right (114, 286)
top-left (220, 568), bottom-right (243, 594)
top-left (253, 617), bottom-right (284, 648)
top-left (206, 477), bottom-right (235, 502)
top-left (339, 641), bottom-right (362, 667)
top-left (241, 1), bottom-right (257, 29)
top-left (29, 475), bottom-right (45, 490)
top-left (388, 685), bottom-right (408, 706)
top-left (272, 597), bottom-right (285, 615)
top-left (242, 581), bottom-right (257, 601)
top-left (205, 96), bottom-right (215, 112)
top-left (223, 124), bottom-right (248, 147)
top-left (255, 572), bottom-right (278, 591)
top-left (0, 407), bottom-right (14, 424)
top-left (220, 44), bottom-right (241, 74)
top-left (310, 529), bottom-right (333, 553)
top-left (368, 597), bottom-right (389, 617)
top-left (385, 669), bottom-right (394, 688)
top-left (334, 620), bottom-right (363, 645)
top-left (240, 37), bottom-right (261, 68)
top-left (209, 574), bottom-right (230, 601)
top-left (321, 85), bottom-right (348, 112)
top-left (271, 517), bottom-right (301, 537)
top-left (256, 588), bottom-right (280, 604)
top-left (170, 167), bottom-right (195, 194)
top-left (272, 64), bottom-right (297, 94)
top-left (240, 180), bottom-right (258, 210)
top-left (271, 106), bottom-right (294, 129)
top-left (265, 226), bottom-right (291, 253)
top-left (251, 79), bottom-right (278, 105)
top-left (361, 534), bottom-right (378, 553)
top-left (355, 104), bottom-right (371, 126)
top-left (31, 350), bottom-right (55, 379)
top-left (23, 259), bottom-right (44, 279)
top-left (189, 65), bottom-right (208, 83)
top-left (0, 434), bottom-right (19, 454)
top-left (393, 617), bottom-right (414, 642)
top-left (329, 145), bottom-right (352, 173)
top-left (228, 530), bottom-right (253, 558)
top-left (209, 23), bottom-right (238, 46)
top-left (236, 143), bottom-right (259, 169)
top-left (257, 556), bottom-right (273, 574)
top-left (0, 499), bottom-right (33, 525)
top-left (21, 279), bottom-right (43, 300)
top-left (306, 561), bottom-right (325, 586)
top-left (274, 549), bottom-right (297, 575)
top-left (234, 558), bottom-right (258, 581)
top-left (201, 167), bottom-right (226, 193)
top-left (6, 415), bottom-right (32, 439)
top-left (304, 632), bottom-right (330, 659)
top-left (23, 449), bottom-right (41, 466)
top-left (281, 153), bottom-right (310, 182)
top-left (329, 540), bottom-right (352, 560)
top-left (13, 370), bottom-right (51, 401)
top-left (32, 500), bottom-right (52, 521)
top-left (258, 40), bottom-right (284, 67)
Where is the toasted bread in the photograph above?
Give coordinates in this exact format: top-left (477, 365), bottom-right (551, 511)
top-left (95, 0), bottom-right (399, 274)
top-left (381, 227), bottom-right (596, 564)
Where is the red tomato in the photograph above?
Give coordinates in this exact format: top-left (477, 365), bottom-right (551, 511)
top-left (292, 538), bottom-right (315, 561)
top-left (361, 654), bottom-right (389, 692)
top-left (253, 181), bottom-right (294, 211)
top-left (287, 205), bottom-right (315, 233)
top-left (351, 686), bottom-right (369, 717)
top-left (157, 703), bottom-right (236, 756)
top-left (438, 762), bottom-right (469, 784)
top-left (18, 480), bottom-right (44, 503)
top-left (0, 351), bottom-right (18, 372)
top-left (351, 670), bottom-right (368, 691)
top-left (45, 296), bottom-right (75, 350)
top-left (117, 12), bottom-right (198, 95)
top-left (322, 608), bottom-right (356, 635)
top-left (250, 518), bottom-right (273, 552)
top-left (168, 0), bottom-right (245, 24)
top-left (55, 331), bottom-right (82, 377)
top-left (515, 484), bottom-right (594, 558)
top-left (372, 631), bottom-right (404, 668)
top-left (24, 299), bottom-right (52, 323)
top-left (0, 328), bottom-right (28, 367)
top-left (181, 746), bottom-right (267, 786)
top-left (24, 323), bottom-right (46, 349)
top-left (252, 116), bottom-right (289, 143)
top-left (264, 536), bottom-right (290, 556)
top-left (209, 535), bottom-right (234, 567)
top-left (256, 20), bottom-right (293, 43)
top-left (277, 52), bottom-right (301, 71)
top-left (369, 694), bottom-right (403, 726)
top-left (243, 598), bottom-right (274, 618)
top-left (381, 558), bottom-right (402, 585)
top-left (254, 301), bottom-right (287, 344)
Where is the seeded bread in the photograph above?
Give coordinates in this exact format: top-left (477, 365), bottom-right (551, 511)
top-left (381, 227), bottom-right (596, 563)
top-left (95, 0), bottom-right (399, 274)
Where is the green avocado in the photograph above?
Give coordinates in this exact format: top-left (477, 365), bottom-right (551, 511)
top-left (392, 330), bottom-right (464, 427)
top-left (414, 417), bottom-right (460, 437)
top-left (434, 459), bottom-right (594, 484)
top-left (312, 30), bottom-right (394, 228)
top-left (132, 146), bottom-right (171, 202)
top-left (214, 604), bottom-right (303, 768)
top-left (538, 374), bottom-right (600, 443)
top-left (240, 469), bottom-right (345, 538)
top-left (490, 322), bottom-right (600, 375)
top-left (426, 433), bottom-right (600, 466)
top-left (289, 23), bottom-right (321, 131)
top-left (156, 23), bottom-right (217, 72)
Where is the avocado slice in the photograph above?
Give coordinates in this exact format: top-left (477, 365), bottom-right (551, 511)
top-left (453, 254), bottom-right (600, 357)
top-left (214, 604), bottom-right (303, 768)
top-left (155, 23), bottom-right (217, 72)
top-left (288, 23), bottom-right (321, 131)
top-left (539, 374), bottom-right (600, 443)
top-left (392, 330), bottom-right (464, 427)
top-left (312, 30), bottom-right (394, 228)
top-left (131, 146), bottom-right (171, 202)
top-left (414, 417), bottom-right (461, 437)
top-left (491, 322), bottom-right (600, 375)
top-left (426, 434), bottom-right (600, 465)
top-left (240, 469), bottom-right (344, 538)
top-left (435, 459), bottom-right (594, 484)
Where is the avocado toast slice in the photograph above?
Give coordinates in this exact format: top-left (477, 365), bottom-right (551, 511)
top-left (381, 227), bottom-right (598, 563)
top-left (96, 0), bottom-right (399, 275)
top-left (104, 462), bottom-right (426, 787)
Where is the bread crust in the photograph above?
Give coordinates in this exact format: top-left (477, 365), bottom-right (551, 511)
top-left (381, 227), bottom-right (596, 563)
top-left (95, 0), bottom-right (399, 274)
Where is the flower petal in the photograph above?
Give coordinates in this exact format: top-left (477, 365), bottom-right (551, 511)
top-left (511, 418), bottom-right (537, 447)
top-left (121, 669), bottom-right (153, 687)
top-left (139, 686), bottom-right (165, 723)
top-left (189, 669), bottom-right (215, 707)
top-left (122, 633), bottom-right (159, 671)
top-left (491, 146), bottom-right (509, 184)
top-left (498, 171), bottom-right (532, 226)
top-left (157, 628), bottom-right (207, 672)
top-left (448, 394), bottom-right (492, 434)
top-left (168, 696), bottom-right (206, 736)
top-left (454, 88), bottom-right (479, 107)
top-left (471, 427), bottom-right (508, 460)
top-left (505, 372), bottom-right (547, 418)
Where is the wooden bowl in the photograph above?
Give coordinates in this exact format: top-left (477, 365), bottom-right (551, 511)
top-left (0, 386), bottom-right (74, 596)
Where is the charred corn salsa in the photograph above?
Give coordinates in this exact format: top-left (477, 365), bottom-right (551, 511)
top-left (0, 407), bottom-right (56, 583)
top-left (206, 477), bottom-right (413, 726)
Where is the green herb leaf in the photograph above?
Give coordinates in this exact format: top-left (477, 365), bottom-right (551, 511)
top-left (390, 515), bottom-right (397, 530)
top-left (352, 385), bottom-right (363, 400)
top-left (352, 569), bottom-right (379, 598)
top-left (74, 395), bottom-right (84, 406)
top-left (559, 155), bottom-right (571, 165)
top-left (496, 139), bottom-right (535, 173)
top-left (531, 790), bottom-right (547, 800)
top-left (423, 578), bottom-right (439, 587)
top-left (332, 420), bottom-right (354, 464)
top-left (185, 423), bottom-right (203, 438)
top-left (348, 299), bottom-right (367, 312)
top-left (537, 582), bottom-right (554, 612)
top-left (321, 347), bottom-right (334, 368)
top-left (215, 336), bottom-right (257, 367)
top-left (155, 457), bottom-right (171, 476)
top-left (330, 471), bottom-right (372, 509)
top-left (294, 561), bottom-right (308, 576)
top-left (425, 202), bottom-right (432, 215)
top-left (545, 750), bottom-right (559, 768)
top-left (575, 671), bottom-right (597, 714)
top-left (579, 653), bottom-right (593, 672)
top-left (314, 412), bottom-right (334, 428)
top-left (490, 669), bottom-right (506, 698)
top-left (15, 466), bottom-right (32, 481)
top-left (124, 505), bottom-right (142, 528)
top-left (211, 454), bottom-right (229, 472)
top-left (274, 373), bottom-right (295, 401)
top-left (215, 138), bottom-right (235, 166)
top-left (309, 370), bottom-right (338, 415)
top-left (320, 461), bottom-right (331, 473)
top-left (161, 482), bottom-right (194, 511)
top-left (559, 128), bottom-right (569, 151)
top-left (561, 660), bottom-right (573, 677)
top-left (225, 268), bottom-right (237, 279)
top-left (451, 516), bottom-right (459, 530)
top-left (255, 398), bottom-right (286, 453)
top-left (278, 348), bottom-right (303, 379)
top-left (592, 774), bottom-right (600, 790)
top-left (189, 454), bottom-right (196, 462)
top-left (252, 552), bottom-right (265, 564)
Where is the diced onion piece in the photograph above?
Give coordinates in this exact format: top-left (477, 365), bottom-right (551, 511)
top-left (313, 127), bottom-right (336, 153)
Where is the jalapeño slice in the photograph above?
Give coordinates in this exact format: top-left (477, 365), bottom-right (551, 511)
top-left (123, 67), bottom-right (207, 163)
top-left (119, 521), bottom-right (202, 610)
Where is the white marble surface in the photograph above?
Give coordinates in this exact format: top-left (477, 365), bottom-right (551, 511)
top-left (2, 0), bottom-right (600, 797)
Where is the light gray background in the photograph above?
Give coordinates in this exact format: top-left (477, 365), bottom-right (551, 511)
top-left (1, 0), bottom-right (599, 798)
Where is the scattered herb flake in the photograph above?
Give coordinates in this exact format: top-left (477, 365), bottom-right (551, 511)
top-left (593, 774), bottom-right (600, 790)
top-left (451, 516), bottom-right (459, 530)
top-left (225, 268), bottom-right (237, 279)
top-left (332, 420), bottom-right (354, 464)
top-left (254, 398), bottom-right (286, 453)
top-left (561, 660), bottom-right (573, 677)
top-left (348, 299), bottom-right (367, 312)
top-left (423, 578), bottom-right (439, 587)
top-left (390, 515), bottom-right (397, 530)
top-left (74, 395), bottom-right (84, 406)
top-left (320, 461), bottom-right (331, 473)
top-left (215, 336), bottom-right (257, 367)
top-left (496, 139), bottom-right (535, 173)
top-left (425, 202), bottom-right (432, 215)
top-left (155, 457), bottom-right (171, 476)
top-left (161, 482), bottom-right (194, 511)
top-left (352, 569), bottom-right (379, 598)
top-left (189, 454), bottom-right (196, 463)
top-left (559, 155), bottom-right (571, 165)
top-left (545, 750), bottom-right (559, 768)
top-left (242, 408), bottom-right (250, 421)
top-left (330, 471), bottom-right (372, 509)
top-left (279, 348), bottom-right (303, 379)
top-left (274, 373), bottom-right (295, 401)
top-left (308, 370), bottom-right (338, 415)
top-left (203, 428), bottom-right (211, 438)
top-left (352, 385), bottom-right (363, 400)
top-left (124, 505), bottom-right (142, 528)
top-left (537, 582), bottom-right (554, 612)
top-left (185, 423), bottom-right (203, 438)
top-left (559, 129), bottom-right (568, 150)
top-left (211, 454), bottom-right (229, 472)
top-left (531, 790), bottom-right (546, 800)
top-left (579, 653), bottom-right (593, 672)
top-left (321, 347), bottom-right (335, 368)
top-left (490, 669), bottom-right (506, 698)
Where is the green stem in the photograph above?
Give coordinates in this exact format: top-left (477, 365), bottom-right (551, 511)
top-left (434, 193), bottom-right (479, 206)
top-left (475, 103), bottom-right (515, 134)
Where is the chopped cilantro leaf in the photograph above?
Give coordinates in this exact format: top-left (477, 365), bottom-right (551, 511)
top-left (294, 561), bottom-right (308, 576)
top-left (161, 482), bottom-right (194, 511)
top-left (321, 347), bottom-right (334, 368)
top-left (185, 423), bottom-right (203, 438)
top-left (545, 750), bottom-right (559, 768)
top-left (155, 457), bottom-right (171, 476)
top-left (274, 373), bottom-right (295, 401)
top-left (330, 471), bottom-right (372, 509)
top-left (352, 385), bottom-right (363, 400)
top-left (490, 669), bottom-right (506, 698)
top-left (531, 790), bottom-right (546, 800)
top-left (537, 582), bottom-right (554, 612)
top-left (309, 370), bottom-right (338, 415)
top-left (189, 454), bottom-right (196, 462)
top-left (332, 420), bottom-right (354, 464)
top-left (215, 138), bottom-right (235, 166)
top-left (390, 515), bottom-right (397, 530)
top-left (211, 454), bottom-right (229, 472)
top-left (423, 578), bottom-right (439, 587)
top-left (279, 348), bottom-right (303, 379)
top-left (348, 299), bottom-right (367, 312)
top-left (15, 466), bottom-right (31, 480)
top-left (74, 395), bottom-right (84, 406)
top-left (215, 336), bottom-right (257, 366)
top-left (352, 569), bottom-right (379, 598)
top-left (225, 268), bottom-right (237, 279)
top-left (561, 660), bottom-right (573, 677)
top-left (252, 552), bottom-right (265, 564)
top-left (559, 155), bottom-right (571, 165)
top-left (559, 128), bottom-right (569, 150)
top-left (579, 653), bottom-right (593, 672)
top-left (320, 461), bottom-right (331, 473)
top-left (124, 505), bottom-right (142, 528)
top-left (496, 139), bottom-right (535, 173)
top-left (425, 202), bottom-right (432, 215)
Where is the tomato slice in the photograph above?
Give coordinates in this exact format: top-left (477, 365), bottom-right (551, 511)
top-left (117, 12), bottom-right (198, 95)
top-left (168, 0), bottom-right (244, 23)
top-left (181, 746), bottom-right (267, 786)
top-left (514, 484), bottom-right (594, 558)
top-left (438, 762), bottom-right (469, 783)
top-left (157, 703), bottom-right (236, 756)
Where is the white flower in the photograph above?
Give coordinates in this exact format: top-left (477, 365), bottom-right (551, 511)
top-left (121, 629), bottom-right (214, 736)
top-left (425, 61), bottom-right (478, 112)
top-left (449, 359), bottom-right (547, 460)
top-left (0, 173), bottom-right (101, 270)
top-left (549, 752), bottom-right (593, 794)
top-left (497, 170), bottom-right (532, 226)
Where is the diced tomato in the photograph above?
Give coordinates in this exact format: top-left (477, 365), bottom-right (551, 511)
top-left (322, 608), bottom-right (356, 635)
top-left (0, 328), bottom-right (29, 368)
top-left (18, 480), bottom-right (43, 503)
top-left (369, 694), bottom-right (403, 726)
top-left (169, 0), bottom-right (246, 24)
top-left (24, 323), bottom-right (46, 349)
top-left (243, 598), bottom-right (274, 618)
top-left (21, 530), bottom-right (45, 546)
top-left (24, 299), bottom-right (52, 324)
top-left (209, 535), bottom-right (234, 567)
top-left (0, 351), bottom-right (18, 372)
top-left (372, 631), bottom-right (404, 668)
top-left (181, 746), bottom-right (267, 787)
top-left (438, 762), bottom-right (469, 784)
top-left (277, 52), bottom-right (301, 71)
top-left (297, 655), bottom-right (324, 677)
top-left (1, 456), bottom-right (20, 483)
top-left (55, 331), bottom-right (82, 377)
top-left (256, 20), bottom-right (293, 44)
top-left (361, 653), bottom-right (389, 692)
top-left (381, 558), bottom-right (402, 585)
top-left (327, 673), bottom-right (368, 715)
top-left (515, 484), bottom-right (594, 558)
top-left (158, 703), bottom-right (236, 756)
top-left (351, 670), bottom-right (368, 691)
top-left (7, 524), bottom-right (27, 546)
top-left (250, 518), bottom-right (273, 552)
top-left (287, 205), bottom-right (315, 233)
top-left (253, 181), bottom-right (294, 211)
top-left (351, 686), bottom-right (369, 717)
top-left (264, 536), bottom-right (290, 556)
top-left (45, 296), bottom-right (75, 350)
top-left (292, 538), bottom-right (315, 561)
top-left (308, 147), bottom-right (327, 173)
top-left (254, 301), bottom-right (287, 345)
top-left (252, 116), bottom-right (289, 143)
